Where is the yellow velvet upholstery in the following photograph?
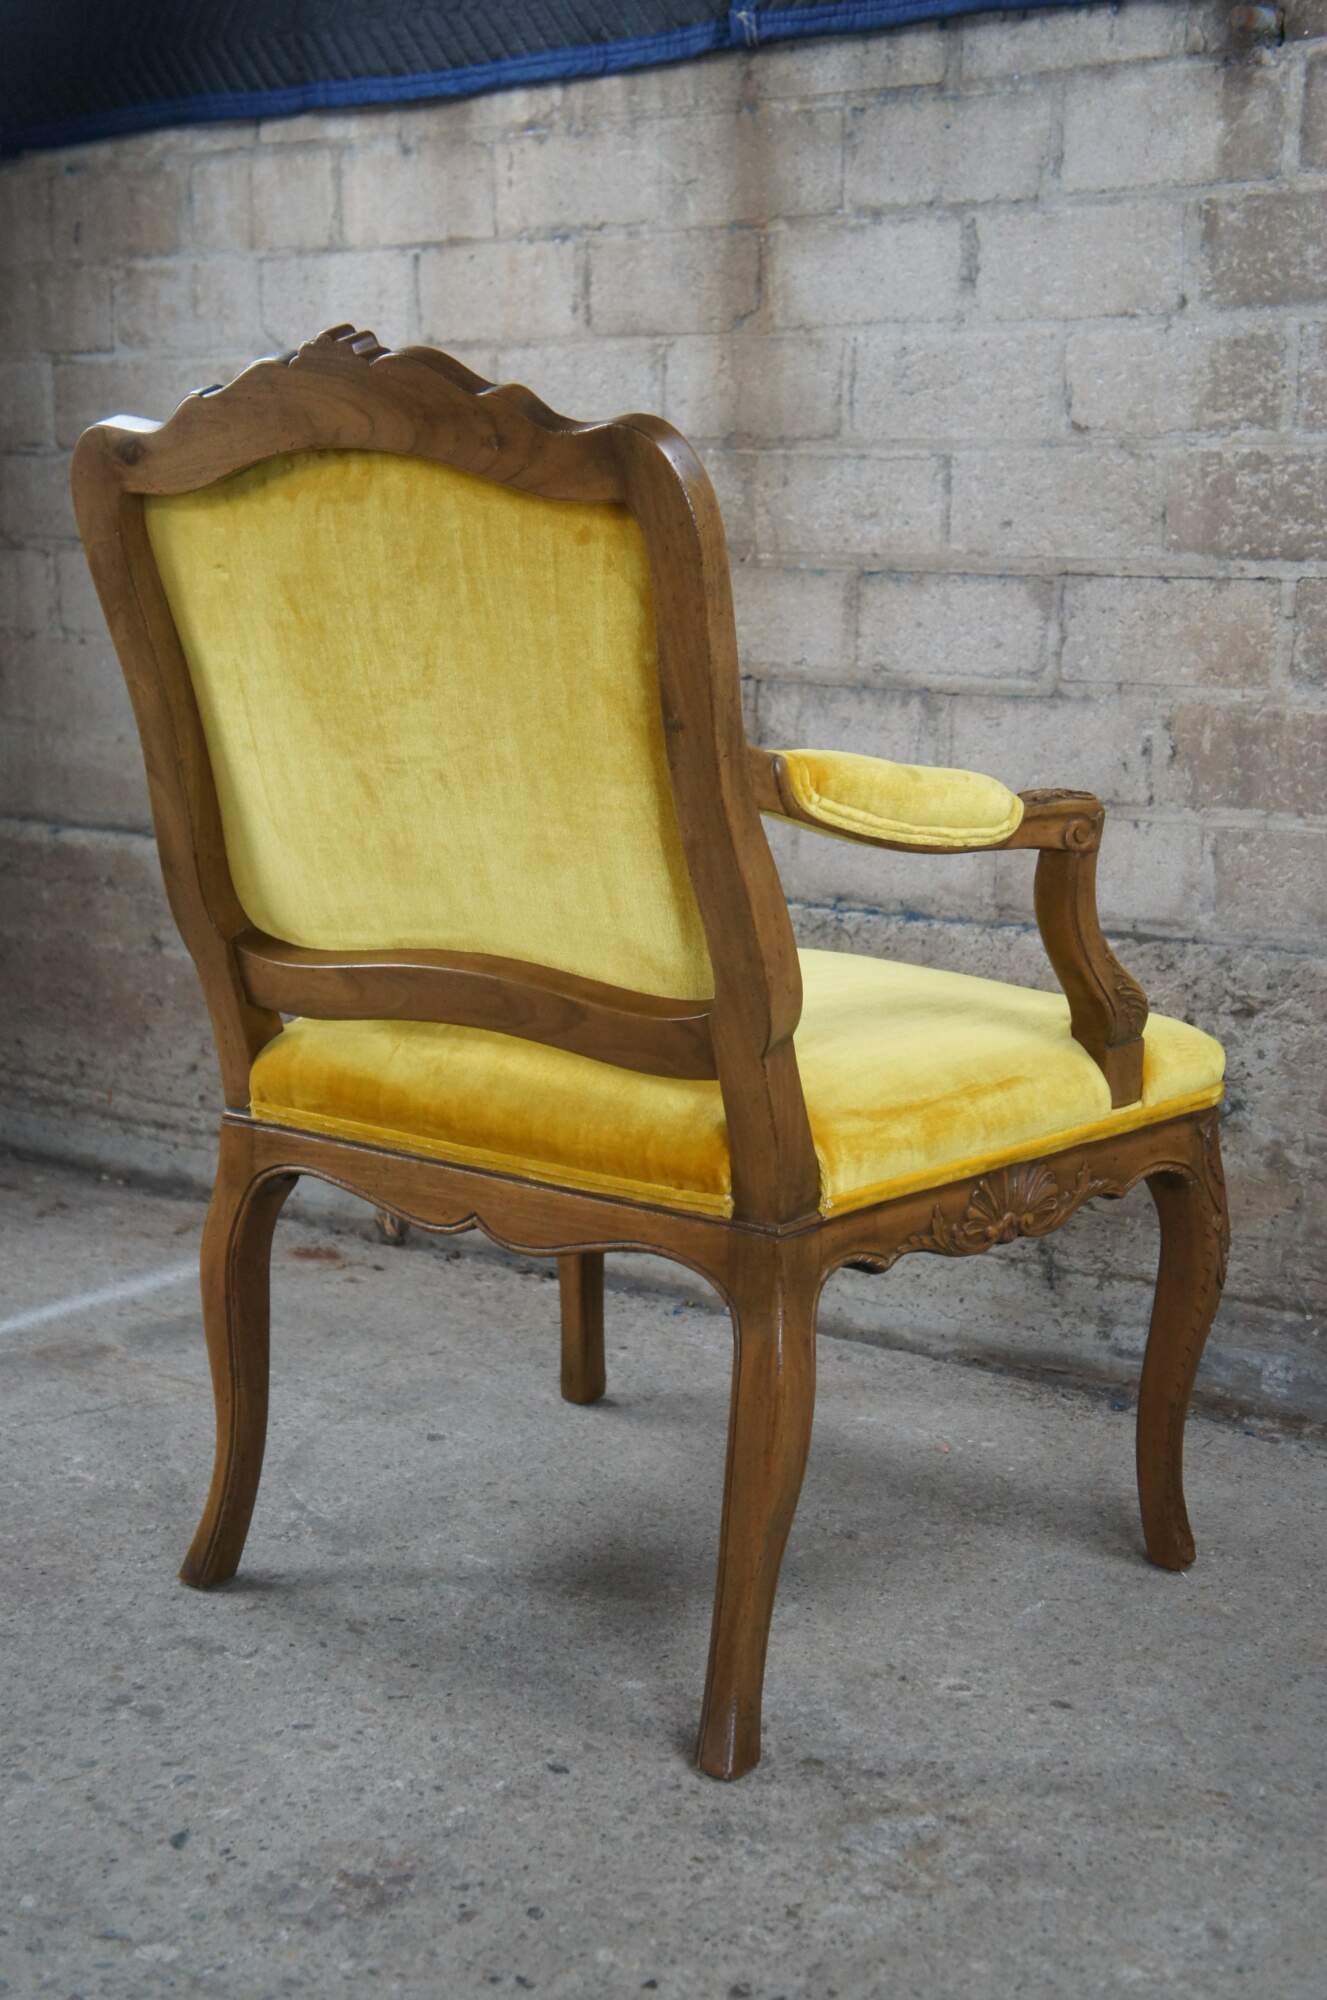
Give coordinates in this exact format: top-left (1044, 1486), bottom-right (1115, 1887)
top-left (145, 449), bottom-right (713, 999)
top-left (250, 948), bottom-right (1225, 1219)
top-left (777, 748), bottom-right (1023, 849)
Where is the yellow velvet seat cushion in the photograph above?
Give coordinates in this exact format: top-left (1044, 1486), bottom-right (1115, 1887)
top-left (249, 949), bottom-right (1224, 1219)
top-left (776, 749), bottom-right (1024, 850)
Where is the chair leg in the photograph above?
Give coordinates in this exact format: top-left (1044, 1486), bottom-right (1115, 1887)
top-left (696, 1242), bottom-right (818, 1781)
top-left (559, 1252), bottom-right (606, 1405)
top-left (179, 1126), bottom-right (296, 1589)
top-left (1137, 1125), bottom-right (1229, 1571)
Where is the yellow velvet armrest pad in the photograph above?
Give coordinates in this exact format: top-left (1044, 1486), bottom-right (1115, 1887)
top-left (777, 748), bottom-right (1024, 850)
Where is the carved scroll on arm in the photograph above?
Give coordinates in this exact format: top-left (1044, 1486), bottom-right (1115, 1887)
top-left (1016, 792), bottom-right (1148, 1109)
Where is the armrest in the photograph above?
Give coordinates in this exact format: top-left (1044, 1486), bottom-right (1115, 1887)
top-left (747, 749), bottom-right (1148, 1108)
top-left (749, 745), bottom-right (1024, 851)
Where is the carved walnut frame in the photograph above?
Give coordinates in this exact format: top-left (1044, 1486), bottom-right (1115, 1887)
top-left (71, 329), bottom-right (1229, 1782)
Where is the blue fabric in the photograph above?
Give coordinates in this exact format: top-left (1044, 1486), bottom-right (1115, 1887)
top-left (4, 0), bottom-right (1090, 155)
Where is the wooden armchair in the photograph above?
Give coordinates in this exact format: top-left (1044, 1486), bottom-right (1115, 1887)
top-left (72, 327), bottom-right (1228, 1781)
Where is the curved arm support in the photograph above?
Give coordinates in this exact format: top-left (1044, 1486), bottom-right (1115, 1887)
top-left (1033, 837), bottom-right (1148, 1108)
top-left (747, 751), bottom-right (1148, 1108)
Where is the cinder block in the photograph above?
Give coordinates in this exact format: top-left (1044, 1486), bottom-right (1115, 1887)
top-left (947, 690), bottom-right (1165, 805)
top-left (409, 90), bottom-right (560, 143)
top-left (0, 164), bottom-right (53, 266)
top-left (1067, 325), bottom-right (1285, 435)
top-left (857, 572), bottom-right (1054, 686)
top-left (851, 327), bottom-right (1064, 443)
top-left (0, 453), bottom-right (76, 541)
top-left (589, 230), bottom-right (758, 336)
top-left (962, 1), bottom-right (1181, 80)
top-left (114, 258), bottom-right (262, 353)
top-left (51, 163), bottom-right (185, 260)
top-left (768, 216), bottom-right (962, 329)
top-left (1167, 704), bottom-right (1327, 815)
top-left (0, 361), bottom-right (53, 448)
top-left (1076, 813), bottom-right (1206, 931)
top-left (1286, 0), bottom-right (1327, 38)
top-left (951, 447), bottom-right (1162, 560)
top-left (664, 333), bottom-right (841, 441)
top-left (0, 266), bottom-right (114, 356)
top-left (1297, 322), bottom-right (1327, 429)
top-left (730, 562), bottom-right (855, 679)
top-left (251, 150), bottom-right (337, 251)
top-left (1200, 193), bottom-right (1327, 308)
top-left (696, 445), bottom-right (753, 550)
top-left (1062, 577), bottom-right (1277, 688)
top-left (1213, 828), bottom-right (1327, 942)
top-left (261, 250), bottom-right (419, 348)
top-left (1303, 54), bottom-right (1327, 167)
top-left (753, 451), bottom-right (946, 560)
top-left (0, 820), bottom-right (216, 1151)
top-left (0, 547), bottom-right (55, 635)
top-left (656, 105), bottom-right (843, 227)
top-left (494, 338), bottom-right (664, 419)
top-left (55, 548), bottom-right (104, 638)
top-left (1062, 64), bottom-right (1282, 192)
top-left (757, 679), bottom-right (944, 764)
top-left (767, 814), bottom-right (1000, 923)
top-left (977, 202), bottom-right (1183, 320)
top-left (257, 110), bottom-right (388, 145)
top-left (420, 238), bottom-right (579, 343)
top-left (847, 90), bottom-right (1051, 209)
top-left (560, 55), bottom-right (743, 127)
top-left (0, 634), bottom-right (148, 827)
top-left (495, 128), bottom-right (660, 233)
top-left (756, 25), bottom-right (946, 95)
top-left (993, 808), bottom-right (1206, 931)
top-left (1167, 450), bottom-right (1327, 561)
top-left (189, 154), bottom-right (253, 251)
top-left (1292, 578), bottom-right (1327, 684)
top-left (101, 122), bottom-right (258, 162)
top-left (345, 137), bottom-right (495, 245)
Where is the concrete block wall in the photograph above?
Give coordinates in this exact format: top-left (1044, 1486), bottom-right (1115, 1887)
top-left (2, 1), bottom-right (1325, 1421)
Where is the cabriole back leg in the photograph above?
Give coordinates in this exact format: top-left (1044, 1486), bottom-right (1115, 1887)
top-left (180, 1124), bottom-right (296, 1589)
top-left (696, 1240), bottom-right (818, 1781)
top-left (1137, 1116), bottom-right (1229, 1571)
top-left (559, 1252), bottom-right (606, 1405)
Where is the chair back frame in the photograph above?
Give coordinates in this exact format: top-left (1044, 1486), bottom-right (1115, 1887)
top-left (71, 326), bottom-right (821, 1224)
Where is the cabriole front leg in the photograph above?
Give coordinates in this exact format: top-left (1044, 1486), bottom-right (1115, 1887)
top-left (1137, 1116), bottom-right (1230, 1570)
top-left (180, 1125), bottom-right (296, 1589)
top-left (696, 1239), bottom-right (818, 1781)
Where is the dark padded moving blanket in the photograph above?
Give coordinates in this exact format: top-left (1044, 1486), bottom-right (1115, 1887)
top-left (3, 1), bottom-right (1087, 153)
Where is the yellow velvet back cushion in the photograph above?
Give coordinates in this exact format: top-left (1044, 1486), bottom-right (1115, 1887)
top-left (144, 449), bottom-right (713, 999)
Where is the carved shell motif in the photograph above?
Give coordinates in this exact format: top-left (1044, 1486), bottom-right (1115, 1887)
top-left (923, 1162), bottom-right (1102, 1254)
top-left (845, 1112), bottom-right (1224, 1279)
top-left (845, 1161), bottom-right (1110, 1274)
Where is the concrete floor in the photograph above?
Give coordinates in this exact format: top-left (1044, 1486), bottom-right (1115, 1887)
top-left (1, 1156), bottom-right (1324, 2000)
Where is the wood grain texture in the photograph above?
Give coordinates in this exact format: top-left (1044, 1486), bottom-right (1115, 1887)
top-left (73, 328), bottom-right (1228, 1780)
top-left (1139, 1116), bottom-right (1230, 1569)
top-left (559, 1251), bottom-right (606, 1405)
top-left (696, 1232), bottom-right (819, 1781)
top-left (178, 1120), bottom-right (295, 1589)
top-left (236, 931), bottom-right (717, 1079)
top-left (1033, 841), bottom-right (1148, 1107)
